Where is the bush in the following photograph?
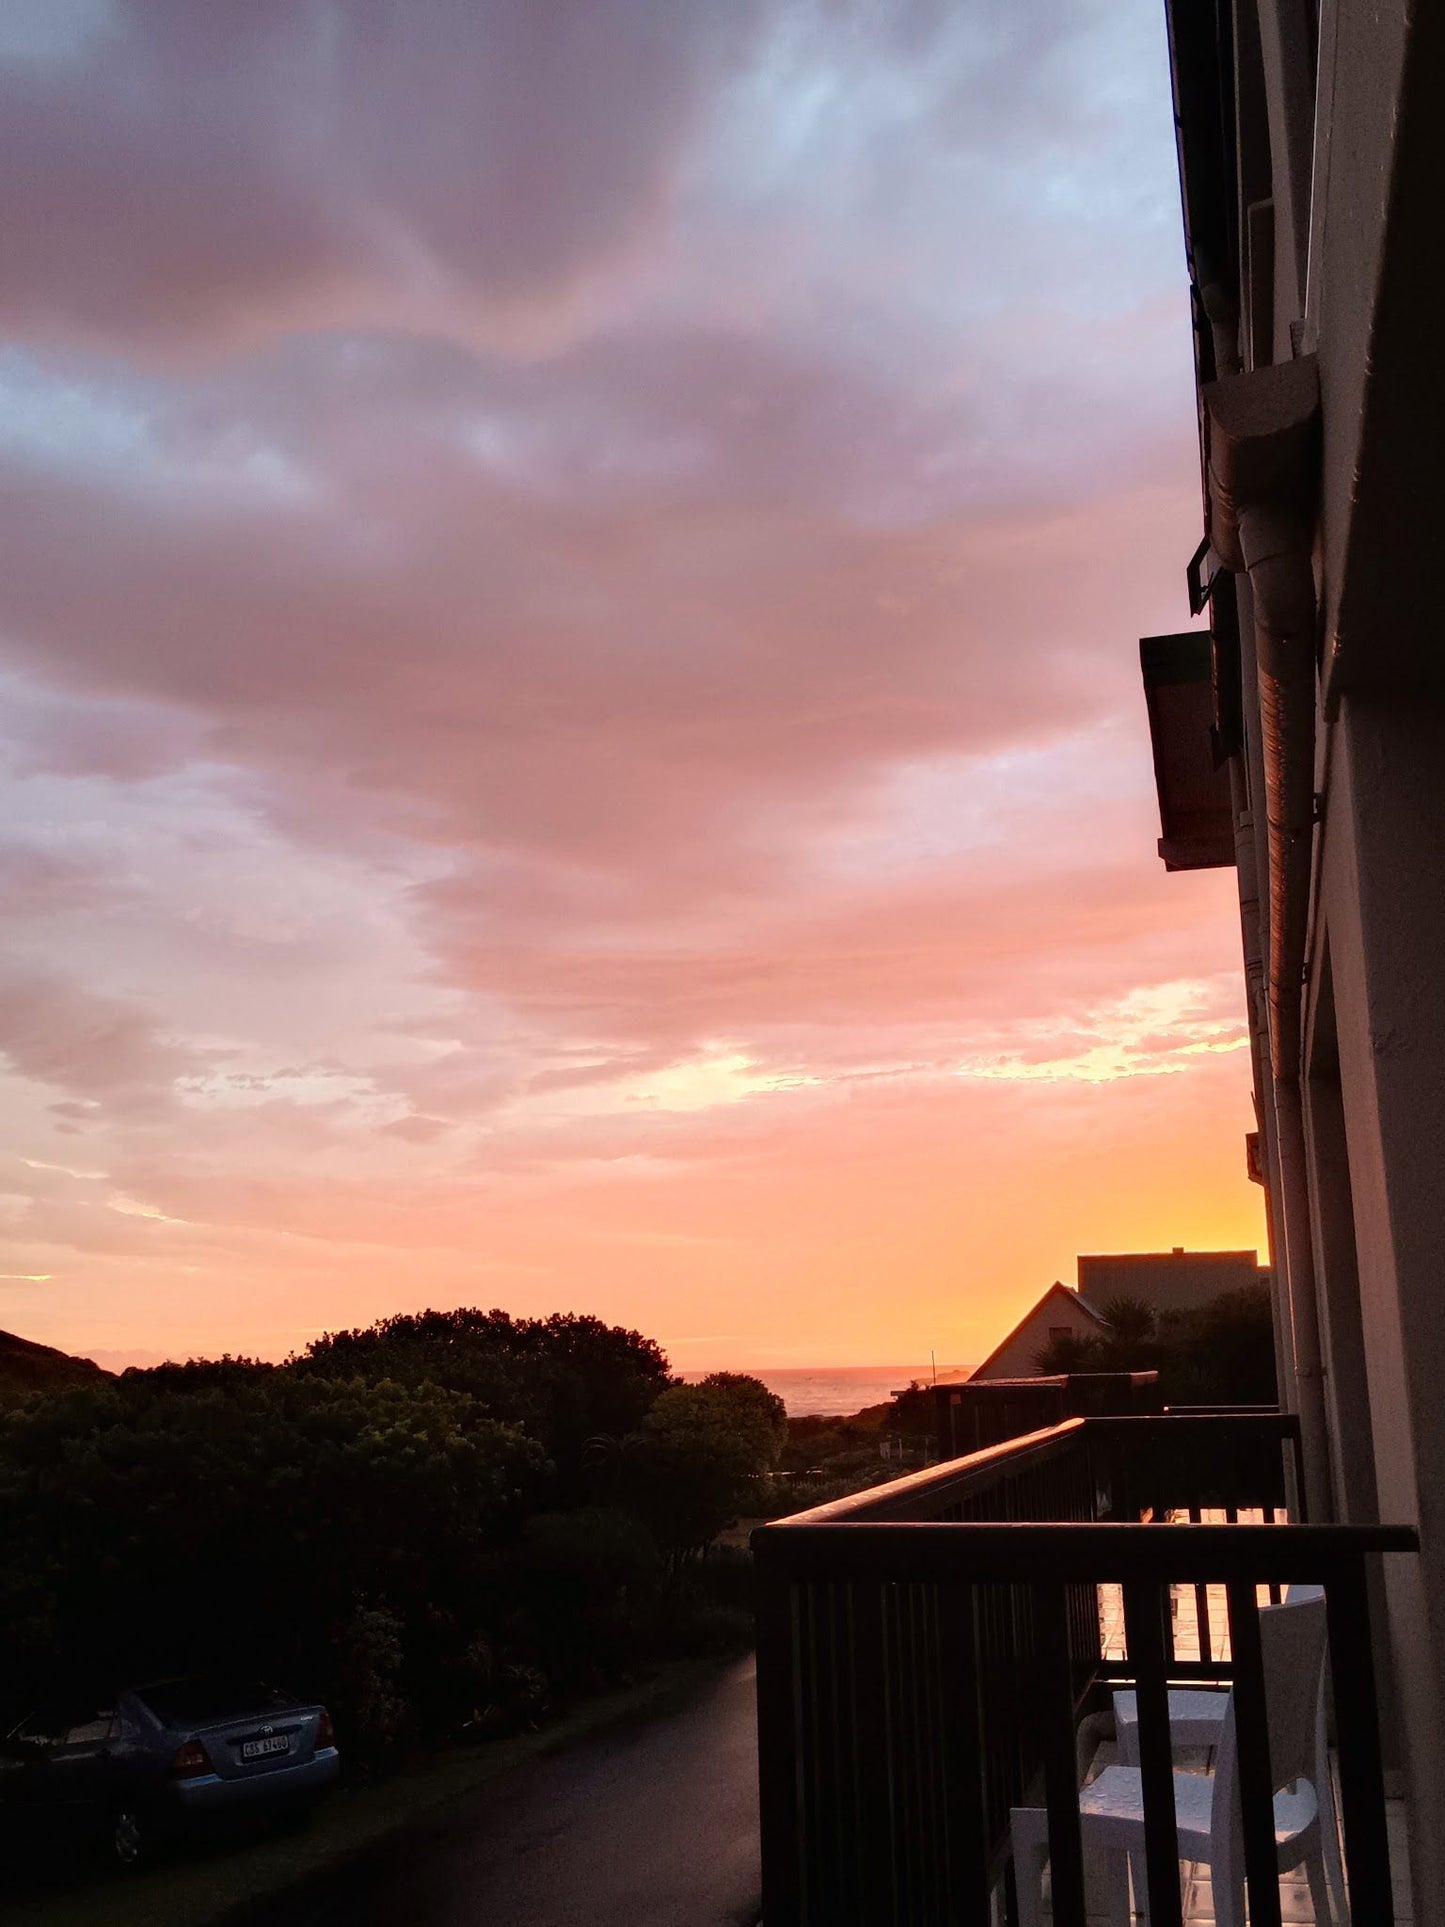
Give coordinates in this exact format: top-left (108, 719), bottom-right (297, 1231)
top-left (0, 1365), bottom-right (546, 1760)
top-left (645, 1548), bottom-right (757, 1658)
top-left (1032, 1282), bottom-right (1278, 1405)
top-left (0, 1318), bottom-right (775, 1766)
top-left (514, 1507), bottom-right (663, 1690)
top-left (331, 1602), bottom-right (412, 1758)
top-left (621, 1376), bottom-right (787, 1561)
top-left (298, 1310), bottom-right (671, 1500)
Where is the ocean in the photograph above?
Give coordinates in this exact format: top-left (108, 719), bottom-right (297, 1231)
top-left (681, 1365), bottom-right (971, 1417)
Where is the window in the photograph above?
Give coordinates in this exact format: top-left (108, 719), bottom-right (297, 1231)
top-left (137, 1678), bottom-right (290, 1727)
top-left (63, 1717), bottom-right (118, 1745)
top-left (13, 1710), bottom-right (67, 1747)
top-left (13, 1705), bottom-right (115, 1747)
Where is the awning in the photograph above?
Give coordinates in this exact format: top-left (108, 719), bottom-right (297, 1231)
top-left (1140, 631), bottom-right (1236, 870)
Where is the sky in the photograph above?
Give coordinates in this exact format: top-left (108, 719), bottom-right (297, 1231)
top-left (0, 0), bottom-right (1264, 1374)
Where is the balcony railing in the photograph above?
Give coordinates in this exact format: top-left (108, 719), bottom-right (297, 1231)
top-left (753, 1414), bottom-right (1416, 1926)
top-left (933, 1373), bottom-right (1163, 1459)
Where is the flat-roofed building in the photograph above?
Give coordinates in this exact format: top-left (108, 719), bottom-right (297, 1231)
top-left (1077, 1246), bottom-right (1265, 1318)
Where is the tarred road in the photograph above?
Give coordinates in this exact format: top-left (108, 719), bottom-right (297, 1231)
top-left (229, 1657), bottom-right (761, 1927)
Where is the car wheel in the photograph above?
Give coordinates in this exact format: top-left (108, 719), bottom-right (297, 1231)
top-left (111, 1806), bottom-right (148, 1868)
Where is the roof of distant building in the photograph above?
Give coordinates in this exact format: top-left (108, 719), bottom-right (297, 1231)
top-left (968, 1282), bottom-right (1105, 1382)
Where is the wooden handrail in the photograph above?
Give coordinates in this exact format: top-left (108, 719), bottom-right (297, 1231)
top-left (769, 1416), bottom-right (1088, 1525)
top-left (753, 1518), bottom-right (1418, 1579)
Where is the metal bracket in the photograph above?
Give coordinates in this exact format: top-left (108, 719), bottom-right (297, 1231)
top-left (1187, 537), bottom-right (1220, 617)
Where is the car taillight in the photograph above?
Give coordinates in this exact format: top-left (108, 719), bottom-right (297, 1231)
top-left (316, 1709), bottom-right (335, 1750)
top-left (171, 1739), bottom-right (213, 1781)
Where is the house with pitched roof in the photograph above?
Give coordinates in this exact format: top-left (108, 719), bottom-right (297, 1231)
top-left (968, 1282), bottom-right (1105, 1382)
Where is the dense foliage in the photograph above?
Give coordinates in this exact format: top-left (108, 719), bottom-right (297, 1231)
top-left (1031, 1283), bottom-right (1279, 1405)
top-left (299, 1310), bottom-right (671, 1500)
top-left (618, 1373), bottom-right (787, 1559)
top-left (0, 1314), bottom-right (783, 1765)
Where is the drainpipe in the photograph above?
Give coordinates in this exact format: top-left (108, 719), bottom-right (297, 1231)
top-left (1198, 279), bottom-right (1242, 378)
top-left (1272, 1080), bottom-right (1332, 1518)
top-left (1202, 354), bottom-right (1319, 1084)
top-left (1218, 572), bottom-right (1297, 1417)
top-left (1202, 356), bottom-right (1331, 1518)
top-left (1228, 737), bottom-right (1297, 1420)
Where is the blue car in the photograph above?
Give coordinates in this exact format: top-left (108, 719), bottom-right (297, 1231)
top-left (0, 1675), bottom-right (339, 1867)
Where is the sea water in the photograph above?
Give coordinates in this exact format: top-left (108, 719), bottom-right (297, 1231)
top-left (681, 1364), bottom-right (970, 1418)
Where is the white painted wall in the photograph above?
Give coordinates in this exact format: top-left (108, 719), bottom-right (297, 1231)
top-left (969, 1289), bottom-right (1100, 1381)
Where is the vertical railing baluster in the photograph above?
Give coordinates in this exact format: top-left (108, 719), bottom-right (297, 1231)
top-left (1001, 1849), bottom-right (1020, 1927)
top-left (835, 1580), bottom-right (857, 1917)
top-left (1123, 1578), bottom-right (1185, 1926)
top-left (928, 1584), bottom-right (949, 1925)
top-left (939, 1580), bottom-right (991, 1924)
top-left (847, 1581), bottom-right (867, 1912)
top-left (755, 1558), bottom-right (802, 1926)
top-left (1325, 1557), bottom-right (1396, 1925)
top-left (922, 1583), bottom-right (944, 1924)
top-left (852, 1576), bottom-right (896, 1927)
top-left (904, 1582), bottom-right (924, 1925)
top-left (923, 1583), bottom-right (941, 1927)
top-left (1226, 1578), bottom-right (1283, 1927)
top-left (802, 1580), bottom-right (824, 1915)
top-left (1294, 1423), bottom-right (1308, 1523)
top-left (1188, 1508), bottom-right (1212, 1661)
top-left (1035, 1582), bottom-right (1087, 1927)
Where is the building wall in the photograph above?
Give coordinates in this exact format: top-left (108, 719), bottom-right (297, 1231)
top-left (1156, 0), bottom-right (1443, 1907)
top-left (1075, 1249), bottom-right (1263, 1317)
top-left (1213, 0), bottom-right (1442, 1906)
top-left (1309, 695), bottom-right (1445, 1882)
top-left (968, 1289), bottom-right (1100, 1381)
top-left (1305, 0), bottom-right (1445, 1900)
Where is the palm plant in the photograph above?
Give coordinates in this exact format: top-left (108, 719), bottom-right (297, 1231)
top-left (1096, 1294), bottom-right (1157, 1346)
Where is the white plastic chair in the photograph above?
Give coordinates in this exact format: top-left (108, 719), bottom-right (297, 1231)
top-left (1010, 1589), bottom-right (1340, 1925)
top-left (1112, 1585), bottom-right (1346, 1917)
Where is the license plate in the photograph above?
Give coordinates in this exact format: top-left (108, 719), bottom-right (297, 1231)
top-left (240, 1734), bottom-right (290, 1761)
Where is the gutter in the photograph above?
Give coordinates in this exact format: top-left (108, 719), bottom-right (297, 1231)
top-left (1202, 355), bottom-right (1320, 1085)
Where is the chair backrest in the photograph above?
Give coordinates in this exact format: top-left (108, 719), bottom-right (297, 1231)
top-left (1211, 1589), bottom-right (1328, 1831)
top-left (1258, 1590), bottom-right (1326, 1787)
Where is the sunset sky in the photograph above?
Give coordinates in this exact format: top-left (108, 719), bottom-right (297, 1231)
top-left (0, 0), bottom-right (1263, 1373)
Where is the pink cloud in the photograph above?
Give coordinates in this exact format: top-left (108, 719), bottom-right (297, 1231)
top-left (0, 0), bottom-right (767, 355)
top-left (0, 440), bottom-right (1196, 880)
top-left (0, 0), bottom-right (1262, 1368)
top-left (0, 972), bottom-right (205, 1110)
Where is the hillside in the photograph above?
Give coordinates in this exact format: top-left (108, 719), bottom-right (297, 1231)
top-left (0, 1329), bottom-right (112, 1401)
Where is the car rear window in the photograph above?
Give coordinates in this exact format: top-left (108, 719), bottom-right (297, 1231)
top-left (136, 1678), bottom-right (293, 1726)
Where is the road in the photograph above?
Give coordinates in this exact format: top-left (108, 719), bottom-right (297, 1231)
top-left (229, 1656), bottom-right (762, 1927)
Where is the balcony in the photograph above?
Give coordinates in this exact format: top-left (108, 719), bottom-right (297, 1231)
top-left (753, 1414), bottom-right (1417, 1925)
top-left (933, 1373), bottom-right (1163, 1458)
